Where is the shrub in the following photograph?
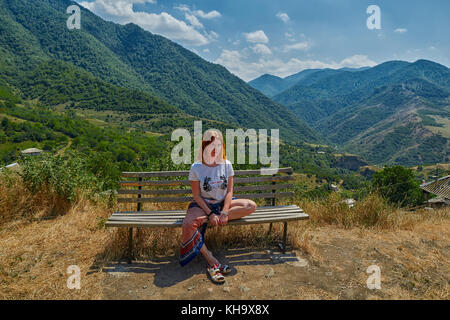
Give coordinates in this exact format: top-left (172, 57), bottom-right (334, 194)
top-left (371, 165), bottom-right (425, 207)
top-left (19, 151), bottom-right (119, 204)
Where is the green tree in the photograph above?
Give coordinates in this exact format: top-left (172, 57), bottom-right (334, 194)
top-left (372, 165), bottom-right (425, 207)
top-left (1, 117), bottom-right (9, 127)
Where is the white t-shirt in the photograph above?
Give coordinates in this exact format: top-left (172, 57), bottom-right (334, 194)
top-left (188, 159), bottom-right (235, 204)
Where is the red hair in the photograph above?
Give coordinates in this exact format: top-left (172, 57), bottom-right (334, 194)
top-left (200, 131), bottom-right (227, 164)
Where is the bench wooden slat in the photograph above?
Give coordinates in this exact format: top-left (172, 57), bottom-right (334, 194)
top-left (122, 167), bottom-right (293, 178)
top-left (114, 205), bottom-right (301, 215)
top-left (117, 184), bottom-right (294, 195)
top-left (109, 209), bottom-right (305, 222)
top-left (108, 212), bottom-right (303, 223)
top-left (235, 184), bottom-right (294, 192)
top-left (112, 211), bottom-right (304, 219)
top-left (105, 211), bottom-right (308, 228)
top-left (120, 175), bottom-right (292, 187)
top-left (117, 192), bottom-right (294, 203)
top-left (108, 211), bottom-right (303, 220)
top-left (121, 180), bottom-right (190, 187)
top-left (110, 208), bottom-right (304, 218)
top-left (118, 189), bottom-right (191, 195)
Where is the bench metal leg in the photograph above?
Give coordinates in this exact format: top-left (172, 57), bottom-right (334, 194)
top-left (127, 227), bottom-right (133, 264)
top-left (282, 222), bottom-right (288, 253)
top-left (275, 222), bottom-right (288, 253)
top-left (267, 223), bottom-right (273, 235)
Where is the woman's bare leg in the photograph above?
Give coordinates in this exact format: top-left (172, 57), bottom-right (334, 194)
top-left (227, 199), bottom-right (257, 220)
top-left (181, 207), bottom-right (206, 243)
top-left (181, 206), bottom-right (219, 266)
top-left (200, 244), bottom-right (219, 267)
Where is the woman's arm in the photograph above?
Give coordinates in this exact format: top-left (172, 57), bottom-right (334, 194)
top-left (222, 176), bottom-right (234, 213)
top-left (218, 176), bottom-right (234, 226)
top-left (190, 180), bottom-right (212, 216)
top-left (190, 180), bottom-right (220, 226)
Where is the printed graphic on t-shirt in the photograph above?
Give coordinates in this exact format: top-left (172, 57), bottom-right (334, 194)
top-left (188, 160), bottom-right (234, 203)
top-left (220, 175), bottom-right (227, 189)
top-left (202, 176), bottom-right (226, 192)
top-left (203, 177), bottom-right (212, 192)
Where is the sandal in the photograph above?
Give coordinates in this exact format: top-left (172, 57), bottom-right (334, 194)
top-left (218, 264), bottom-right (232, 275)
top-left (207, 264), bottom-right (225, 284)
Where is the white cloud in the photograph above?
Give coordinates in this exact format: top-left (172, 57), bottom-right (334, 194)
top-left (340, 55), bottom-right (377, 68)
top-left (285, 32), bottom-right (297, 43)
top-left (243, 30), bottom-right (269, 43)
top-left (394, 28), bottom-right (408, 34)
top-left (194, 9), bottom-right (221, 19)
top-left (276, 12), bottom-right (290, 23)
top-left (174, 4), bottom-right (190, 12)
top-left (283, 42), bottom-right (310, 52)
top-left (252, 44), bottom-right (272, 55)
top-left (174, 5), bottom-right (221, 19)
top-left (215, 50), bottom-right (337, 81)
top-left (185, 13), bottom-right (203, 29)
top-left (215, 50), bottom-right (377, 81)
top-left (173, 4), bottom-right (221, 38)
top-left (79, 0), bottom-right (209, 46)
top-left (79, 0), bottom-right (156, 16)
top-left (208, 31), bottom-right (219, 39)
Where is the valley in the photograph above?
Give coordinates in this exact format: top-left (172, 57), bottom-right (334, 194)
top-left (250, 60), bottom-right (450, 166)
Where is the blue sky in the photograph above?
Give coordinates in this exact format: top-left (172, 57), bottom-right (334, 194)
top-left (77, 0), bottom-right (450, 81)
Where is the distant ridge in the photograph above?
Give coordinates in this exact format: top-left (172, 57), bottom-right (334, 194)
top-left (248, 67), bottom-right (371, 98)
top-left (268, 59), bottom-right (450, 165)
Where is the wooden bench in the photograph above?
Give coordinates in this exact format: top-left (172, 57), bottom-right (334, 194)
top-left (106, 167), bottom-right (309, 263)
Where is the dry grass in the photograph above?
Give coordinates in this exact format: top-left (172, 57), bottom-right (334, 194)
top-left (296, 192), bottom-right (449, 230)
top-left (0, 198), bottom-right (112, 299)
top-left (0, 171), bottom-right (448, 299)
top-left (0, 170), bottom-right (71, 224)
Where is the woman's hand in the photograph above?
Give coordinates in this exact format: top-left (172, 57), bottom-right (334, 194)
top-left (218, 211), bottom-right (229, 226)
top-left (208, 213), bottom-right (220, 226)
top-left (193, 215), bottom-right (208, 228)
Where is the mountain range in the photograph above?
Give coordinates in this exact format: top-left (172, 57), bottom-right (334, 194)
top-left (0, 0), bottom-right (320, 146)
top-left (0, 0), bottom-right (448, 167)
top-left (249, 60), bottom-right (450, 166)
top-left (248, 67), bottom-right (370, 98)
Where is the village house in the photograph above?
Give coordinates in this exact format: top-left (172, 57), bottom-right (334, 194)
top-left (420, 175), bottom-right (450, 208)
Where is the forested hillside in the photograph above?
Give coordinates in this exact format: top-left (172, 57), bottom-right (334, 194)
top-left (0, 0), bottom-right (321, 145)
top-left (1, 81), bottom-right (366, 196)
top-left (261, 60), bottom-right (450, 166)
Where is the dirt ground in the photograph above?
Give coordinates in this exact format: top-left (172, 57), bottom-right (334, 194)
top-left (1, 204), bottom-right (448, 300)
top-left (100, 223), bottom-right (449, 300)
